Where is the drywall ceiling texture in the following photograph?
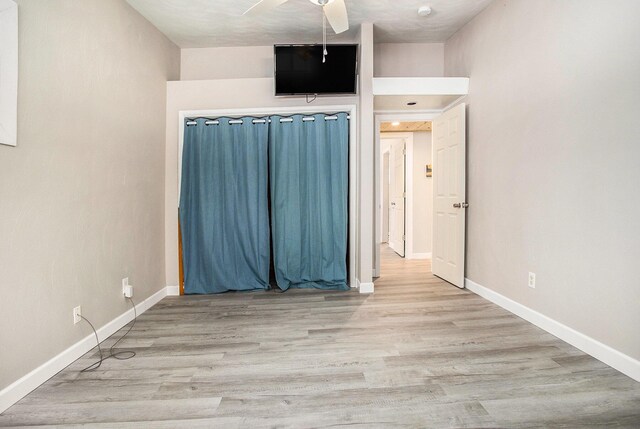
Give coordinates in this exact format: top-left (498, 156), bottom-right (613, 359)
top-left (125, 0), bottom-right (494, 48)
top-left (445, 0), bottom-right (640, 360)
top-left (0, 0), bottom-right (180, 391)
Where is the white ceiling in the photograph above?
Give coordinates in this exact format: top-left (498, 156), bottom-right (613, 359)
top-left (126, 0), bottom-right (494, 48)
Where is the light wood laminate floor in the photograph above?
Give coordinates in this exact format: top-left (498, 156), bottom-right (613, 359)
top-left (1, 246), bottom-right (639, 428)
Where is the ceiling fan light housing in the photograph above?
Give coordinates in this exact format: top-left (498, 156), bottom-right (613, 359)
top-left (309, 0), bottom-right (333, 5)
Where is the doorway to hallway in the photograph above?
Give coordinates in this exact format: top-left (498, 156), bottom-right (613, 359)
top-left (378, 122), bottom-right (434, 279)
top-left (375, 104), bottom-right (467, 289)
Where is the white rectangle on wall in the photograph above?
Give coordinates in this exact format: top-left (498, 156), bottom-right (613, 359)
top-left (0, 0), bottom-right (18, 147)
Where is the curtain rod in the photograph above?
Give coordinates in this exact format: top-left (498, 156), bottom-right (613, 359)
top-left (185, 115), bottom-right (350, 127)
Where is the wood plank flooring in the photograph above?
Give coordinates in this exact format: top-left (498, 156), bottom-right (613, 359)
top-left (1, 246), bottom-right (639, 427)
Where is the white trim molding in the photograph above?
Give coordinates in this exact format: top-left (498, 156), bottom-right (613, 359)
top-left (357, 278), bottom-right (374, 294)
top-left (166, 285), bottom-right (180, 296)
top-left (442, 95), bottom-right (468, 112)
top-left (0, 286), bottom-right (173, 414)
top-left (465, 278), bottom-right (640, 383)
top-left (0, 0), bottom-right (18, 147)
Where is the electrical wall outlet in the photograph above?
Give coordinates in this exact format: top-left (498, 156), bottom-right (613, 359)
top-left (73, 306), bottom-right (82, 324)
top-left (123, 284), bottom-right (133, 298)
top-left (122, 277), bottom-right (133, 297)
top-left (528, 272), bottom-right (536, 289)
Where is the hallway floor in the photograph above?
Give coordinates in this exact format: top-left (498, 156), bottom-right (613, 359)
top-left (1, 248), bottom-right (639, 427)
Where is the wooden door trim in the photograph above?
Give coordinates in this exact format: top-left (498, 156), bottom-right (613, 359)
top-left (178, 218), bottom-right (184, 296)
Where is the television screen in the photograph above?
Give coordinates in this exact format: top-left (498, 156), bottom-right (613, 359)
top-left (274, 44), bottom-right (358, 96)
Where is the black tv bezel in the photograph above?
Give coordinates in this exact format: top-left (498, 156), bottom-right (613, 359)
top-left (273, 44), bottom-right (359, 97)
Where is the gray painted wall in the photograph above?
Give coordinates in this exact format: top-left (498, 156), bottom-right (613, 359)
top-left (181, 46), bottom-right (274, 80)
top-left (445, 0), bottom-right (640, 360)
top-left (374, 43), bottom-right (444, 77)
top-left (180, 43), bottom-right (444, 81)
top-left (0, 0), bottom-right (180, 390)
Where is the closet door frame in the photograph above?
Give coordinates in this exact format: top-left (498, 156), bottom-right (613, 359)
top-left (177, 105), bottom-right (358, 294)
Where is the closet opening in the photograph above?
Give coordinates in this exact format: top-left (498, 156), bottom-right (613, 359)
top-left (176, 106), bottom-right (357, 295)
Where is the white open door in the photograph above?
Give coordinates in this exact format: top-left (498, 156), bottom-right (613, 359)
top-left (382, 151), bottom-right (390, 243)
top-left (388, 139), bottom-right (406, 257)
top-left (432, 103), bottom-right (466, 287)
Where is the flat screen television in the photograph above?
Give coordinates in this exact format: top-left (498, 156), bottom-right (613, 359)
top-left (274, 44), bottom-right (358, 96)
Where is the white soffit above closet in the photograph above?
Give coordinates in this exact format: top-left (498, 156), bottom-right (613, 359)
top-left (125, 0), bottom-right (493, 48)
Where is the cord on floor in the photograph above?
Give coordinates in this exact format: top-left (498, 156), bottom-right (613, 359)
top-left (80, 297), bottom-right (137, 372)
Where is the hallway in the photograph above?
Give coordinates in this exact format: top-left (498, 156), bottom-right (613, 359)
top-left (376, 244), bottom-right (432, 287)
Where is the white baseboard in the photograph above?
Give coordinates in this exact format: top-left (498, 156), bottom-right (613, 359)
top-left (0, 286), bottom-right (170, 414)
top-left (407, 252), bottom-right (432, 260)
top-left (166, 285), bottom-right (180, 296)
top-left (465, 278), bottom-right (640, 383)
top-left (357, 279), bottom-right (375, 294)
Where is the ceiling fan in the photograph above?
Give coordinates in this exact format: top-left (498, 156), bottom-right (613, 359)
top-left (244, 0), bottom-right (349, 35)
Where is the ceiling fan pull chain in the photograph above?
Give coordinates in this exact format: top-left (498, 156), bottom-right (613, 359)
top-left (322, 9), bottom-right (327, 63)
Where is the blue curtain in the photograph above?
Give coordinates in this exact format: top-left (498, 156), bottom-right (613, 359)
top-left (269, 113), bottom-right (349, 291)
top-left (179, 117), bottom-right (270, 294)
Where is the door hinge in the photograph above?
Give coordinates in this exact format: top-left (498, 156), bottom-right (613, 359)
top-left (402, 148), bottom-right (406, 155)
top-left (402, 234), bottom-right (406, 241)
top-left (403, 192), bottom-right (406, 198)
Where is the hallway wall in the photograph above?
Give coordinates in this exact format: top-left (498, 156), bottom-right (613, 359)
top-left (411, 131), bottom-right (433, 256)
top-left (374, 43), bottom-right (444, 77)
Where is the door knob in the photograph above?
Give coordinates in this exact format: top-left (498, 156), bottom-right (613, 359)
top-left (462, 202), bottom-right (469, 208)
top-left (453, 203), bottom-right (461, 208)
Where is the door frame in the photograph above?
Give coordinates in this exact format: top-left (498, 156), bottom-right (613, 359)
top-left (178, 105), bottom-right (358, 293)
top-left (374, 113), bottom-right (439, 278)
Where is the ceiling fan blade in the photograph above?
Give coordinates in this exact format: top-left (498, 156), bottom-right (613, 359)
top-left (243, 0), bottom-right (290, 16)
top-left (323, 0), bottom-right (349, 34)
